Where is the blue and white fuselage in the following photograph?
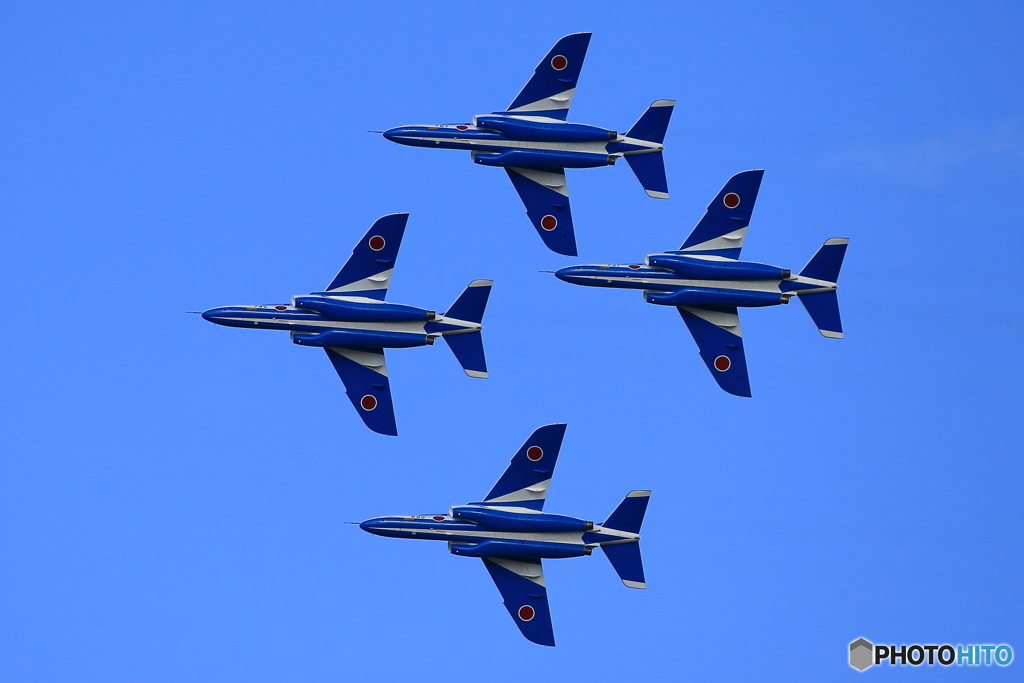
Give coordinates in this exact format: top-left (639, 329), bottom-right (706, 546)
top-left (200, 213), bottom-right (493, 436)
top-left (359, 424), bottom-right (651, 646)
top-left (555, 257), bottom-right (838, 307)
top-left (383, 116), bottom-right (662, 170)
top-left (202, 296), bottom-right (480, 351)
top-left (554, 170), bottom-right (850, 397)
top-left (382, 33), bottom-right (674, 256)
top-left (361, 506), bottom-right (639, 560)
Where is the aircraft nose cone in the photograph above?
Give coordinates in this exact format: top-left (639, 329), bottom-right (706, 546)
top-left (382, 127), bottom-right (409, 143)
top-left (201, 307), bottom-right (222, 323)
top-left (359, 518), bottom-right (383, 534)
top-left (554, 266), bottom-right (584, 284)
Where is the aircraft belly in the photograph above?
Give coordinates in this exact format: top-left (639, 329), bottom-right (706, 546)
top-left (276, 319), bottom-right (429, 334)
top-left (590, 276), bottom-right (782, 292)
top-left (457, 138), bottom-right (608, 154)
top-left (377, 527), bottom-right (584, 545)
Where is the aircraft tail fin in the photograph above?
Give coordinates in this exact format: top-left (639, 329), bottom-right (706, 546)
top-left (624, 101), bottom-right (674, 198)
top-left (625, 151), bottom-right (669, 199)
top-left (602, 490), bottom-right (650, 535)
top-left (600, 490), bottom-right (651, 589)
top-left (444, 331), bottom-right (488, 378)
top-left (626, 100), bottom-right (675, 145)
top-left (798, 239), bottom-right (848, 339)
top-left (602, 542), bottom-right (646, 589)
top-left (799, 290), bottom-right (844, 339)
top-left (444, 279), bottom-right (492, 324)
top-left (799, 238), bottom-right (849, 283)
top-left (443, 280), bottom-right (492, 378)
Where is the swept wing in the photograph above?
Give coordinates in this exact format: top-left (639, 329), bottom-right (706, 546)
top-left (678, 170), bottom-right (764, 259)
top-left (505, 168), bottom-right (577, 256)
top-left (677, 306), bottom-right (751, 397)
top-left (324, 347), bottom-right (398, 435)
top-left (324, 213), bottom-right (409, 299)
top-left (503, 33), bottom-right (592, 120)
top-left (483, 558), bottom-right (555, 646)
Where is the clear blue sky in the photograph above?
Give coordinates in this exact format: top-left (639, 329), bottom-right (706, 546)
top-left (2, 1), bottom-right (1021, 680)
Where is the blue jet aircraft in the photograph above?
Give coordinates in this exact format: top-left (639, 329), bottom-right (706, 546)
top-left (555, 170), bottom-right (849, 397)
top-left (382, 32), bottom-right (674, 256)
top-left (201, 213), bottom-right (491, 435)
top-left (359, 424), bottom-right (650, 646)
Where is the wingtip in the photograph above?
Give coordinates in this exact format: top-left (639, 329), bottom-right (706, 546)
top-left (646, 189), bottom-right (669, 199)
top-left (622, 580), bottom-right (647, 589)
top-left (464, 369), bottom-right (488, 379)
top-left (820, 329), bottom-right (844, 339)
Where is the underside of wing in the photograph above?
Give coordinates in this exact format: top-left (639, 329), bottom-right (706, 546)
top-left (483, 558), bottom-right (554, 646)
top-left (678, 170), bottom-right (764, 259)
top-left (505, 167), bottom-right (577, 256)
top-left (324, 347), bottom-right (398, 435)
top-left (324, 213), bottom-right (409, 300)
top-left (677, 306), bottom-right (752, 397)
top-left (480, 424), bottom-right (567, 511)
top-left (503, 33), bottom-right (591, 120)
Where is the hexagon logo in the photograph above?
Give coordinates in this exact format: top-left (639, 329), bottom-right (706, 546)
top-left (849, 638), bottom-right (874, 671)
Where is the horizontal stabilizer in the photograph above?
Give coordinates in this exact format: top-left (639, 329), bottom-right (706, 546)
top-left (444, 331), bottom-right (487, 378)
top-left (603, 490), bottom-right (651, 534)
top-left (444, 279), bottom-right (492, 325)
top-left (602, 542), bottom-right (646, 589)
top-left (625, 151), bottom-right (669, 199)
top-left (800, 238), bottom-right (849, 283)
top-left (625, 100), bottom-right (675, 144)
top-left (800, 290), bottom-right (844, 339)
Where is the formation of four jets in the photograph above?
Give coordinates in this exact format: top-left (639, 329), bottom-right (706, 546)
top-left (200, 33), bottom-right (848, 645)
